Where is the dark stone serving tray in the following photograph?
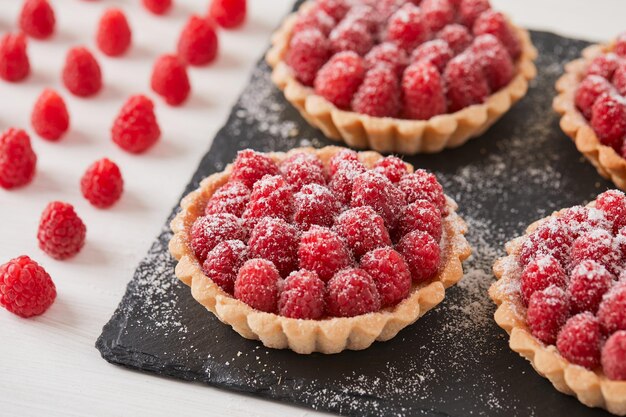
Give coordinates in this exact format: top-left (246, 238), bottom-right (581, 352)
top-left (96, 11), bottom-right (617, 417)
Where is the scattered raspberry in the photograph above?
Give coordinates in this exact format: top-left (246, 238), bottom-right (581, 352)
top-left (80, 158), bottom-right (124, 208)
top-left (352, 64), bottom-right (401, 117)
top-left (373, 156), bottom-right (408, 184)
top-left (234, 259), bottom-right (280, 313)
top-left (329, 158), bottom-right (366, 205)
top-left (526, 285), bottom-right (570, 345)
top-left (314, 51), bottom-right (366, 109)
top-left (364, 42), bottom-right (407, 77)
top-left (178, 15), bottom-right (218, 66)
top-left (190, 213), bottom-right (244, 262)
top-left (472, 10), bottom-right (521, 59)
top-left (360, 247), bottom-right (411, 307)
top-left (396, 200), bottom-right (443, 242)
top-left (329, 20), bottom-right (373, 56)
top-left (31, 89), bottom-right (70, 141)
top-left (0, 128), bottom-right (37, 190)
top-left (518, 218), bottom-right (574, 268)
top-left (470, 34), bottom-right (514, 90)
top-left (326, 267), bottom-right (381, 317)
top-left (602, 331), bottom-right (626, 380)
top-left (398, 170), bottom-right (447, 213)
top-left (598, 281), bottom-right (626, 334)
top-left (248, 217), bottom-right (299, 277)
top-left (111, 95), bottom-right (161, 154)
top-left (230, 149), bottom-right (279, 189)
top-left (142, 0), bottom-right (172, 15)
top-left (317, 0), bottom-right (349, 21)
top-left (616, 32), bottom-right (626, 57)
top-left (568, 260), bottom-right (613, 314)
top-left (421, 0), bottom-right (455, 33)
top-left (591, 93), bottom-right (626, 151)
top-left (411, 40), bottom-right (453, 72)
top-left (444, 52), bottom-right (491, 112)
top-left (351, 170), bottom-right (405, 228)
top-left (279, 152), bottom-right (326, 191)
top-left (396, 229), bottom-right (440, 283)
top-left (151, 54), bottom-right (190, 106)
top-left (575, 75), bottom-right (614, 120)
top-left (0, 256), bottom-right (56, 318)
top-left (286, 28), bottom-right (331, 87)
top-left (0, 33), bottom-right (30, 82)
top-left (596, 189), bottom-right (626, 233)
top-left (328, 148), bottom-right (359, 177)
top-left (96, 8), bottom-right (132, 57)
top-left (37, 201), bottom-right (87, 260)
top-left (292, 7), bottom-right (335, 36)
top-left (209, 0), bottom-right (246, 29)
top-left (586, 53), bottom-right (620, 80)
top-left (298, 226), bottom-right (353, 281)
top-left (293, 184), bottom-right (340, 230)
top-left (19, 0), bottom-right (55, 40)
top-left (559, 205), bottom-right (611, 238)
top-left (556, 312), bottom-right (603, 369)
top-left (205, 181), bottom-right (250, 217)
top-left (458, 0), bottom-right (490, 28)
top-left (519, 255), bottom-right (567, 306)
top-left (386, 3), bottom-right (430, 52)
top-left (613, 62), bottom-right (626, 97)
top-left (570, 229), bottom-right (621, 276)
top-left (202, 239), bottom-right (247, 295)
top-left (62, 47), bottom-right (102, 97)
top-left (278, 269), bottom-right (326, 319)
top-left (335, 206), bottom-right (391, 259)
top-left (243, 175), bottom-right (294, 225)
top-left (402, 61), bottom-right (447, 120)
top-left (437, 24), bottom-right (473, 55)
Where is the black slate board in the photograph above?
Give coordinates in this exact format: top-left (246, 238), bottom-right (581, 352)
top-left (96, 19), bottom-right (617, 417)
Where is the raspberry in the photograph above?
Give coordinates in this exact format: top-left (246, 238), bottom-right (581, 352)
top-left (613, 62), bottom-right (626, 96)
top-left (402, 61), bottom-right (447, 120)
top-left (329, 148), bottom-right (359, 177)
top-left (473, 10), bottom-right (521, 59)
top-left (360, 247), bottom-right (411, 307)
top-left (243, 175), bottom-right (294, 226)
top-left (178, 15), bottom-right (218, 66)
top-left (209, 0), bottom-right (246, 29)
top-left (298, 226), bottom-right (353, 281)
top-left (0, 128), bottom-right (37, 190)
top-left (80, 158), bottom-right (124, 208)
top-left (398, 170), bottom-right (447, 213)
top-left (519, 255), bottom-right (567, 306)
top-left (458, 0), bottom-right (490, 28)
top-left (375, 0), bottom-right (405, 21)
top-left (386, 3), bottom-right (430, 52)
top-left (230, 149), bottom-right (279, 189)
top-left (591, 93), bottom-right (626, 150)
top-left (62, 47), bottom-right (102, 97)
top-left (374, 156), bottom-right (408, 184)
top-left (111, 95), bottom-right (161, 154)
top-left (437, 24), bottom-right (473, 54)
top-left (248, 217), bottom-right (299, 277)
top-left (556, 312), bottom-right (603, 369)
top-left (570, 229), bottom-right (621, 276)
top-left (616, 32), bottom-right (626, 57)
top-left (559, 205), bottom-right (612, 238)
top-left (421, 0), bottom-right (455, 33)
top-left (142, 0), bottom-right (172, 15)
top-left (326, 268), bottom-right (381, 317)
top-left (292, 7), bottom-right (335, 36)
top-left (518, 218), bottom-right (574, 267)
top-left (19, 0), bottom-right (55, 40)
top-left (568, 260), bottom-right (613, 314)
top-left (596, 189), bottom-right (626, 233)
top-left (96, 9), bottom-right (132, 57)
top-left (598, 281), bottom-right (626, 334)
top-left (234, 259), bottom-right (280, 313)
top-left (344, 5), bottom-right (379, 34)
top-left (470, 34), bottom-right (514, 91)
top-left (352, 65), bottom-right (401, 117)
top-left (317, 0), bottom-right (349, 21)
top-left (31, 89), bottom-right (70, 141)
top-left (396, 229), bottom-right (441, 283)
top-left (37, 201), bottom-right (87, 260)
top-left (293, 184), bottom-right (340, 230)
top-left (202, 240), bottom-right (247, 295)
top-left (602, 331), bottom-right (626, 380)
top-left (0, 33), bottom-right (30, 82)
top-left (286, 28), bottom-right (331, 87)
top-left (279, 152), bottom-right (326, 191)
top-left (575, 75), bottom-right (614, 120)
top-left (190, 213), bottom-right (244, 262)
top-left (444, 52), bottom-right (491, 112)
top-left (351, 170), bottom-right (406, 228)
top-left (278, 270), bottom-right (326, 319)
top-left (364, 42), bottom-right (408, 77)
top-left (151, 54), bottom-right (190, 106)
top-left (411, 40), bottom-right (453, 72)
top-left (396, 200), bottom-right (443, 242)
top-left (526, 285), bottom-right (570, 345)
top-left (205, 181), bottom-right (250, 217)
top-left (329, 20), bottom-right (374, 56)
top-left (0, 256), bottom-right (56, 318)
top-left (335, 206), bottom-right (391, 259)
top-left (329, 158), bottom-right (367, 206)
top-left (314, 51), bottom-right (366, 109)
top-left (586, 53), bottom-right (620, 80)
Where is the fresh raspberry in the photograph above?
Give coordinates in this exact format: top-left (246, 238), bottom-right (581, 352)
top-left (616, 32), bottom-right (626, 57)
top-left (298, 226), bottom-right (353, 281)
top-left (591, 93), bottom-right (626, 150)
top-left (0, 33), bottom-right (30, 82)
top-left (142, 0), bottom-right (172, 15)
top-left (178, 15), bottom-right (218, 66)
top-left (473, 10), bottom-right (521, 59)
top-left (279, 152), bottom-right (326, 191)
top-left (19, 0), bottom-right (55, 40)
top-left (396, 229), bottom-right (441, 283)
top-left (234, 259), bottom-right (280, 313)
top-left (437, 24), bottom-right (473, 54)
top-left (568, 260), bottom-right (613, 314)
top-left (0, 128), bottom-right (37, 190)
top-left (470, 34), bottom-right (514, 91)
top-left (335, 206), bottom-right (391, 259)
top-left (343, 5), bottom-right (379, 34)
top-left (602, 331), bottom-right (626, 380)
top-left (292, 6), bottom-right (335, 36)
top-left (396, 200), bottom-right (443, 242)
top-left (596, 189), bottom-right (626, 233)
top-left (526, 285), bottom-right (570, 345)
top-left (205, 181), bottom-right (250, 217)
top-left (329, 158), bottom-right (367, 205)
top-left (421, 0), bottom-right (455, 33)
top-left (209, 0), bottom-right (246, 29)
top-left (575, 75), bottom-right (614, 120)
top-left (151, 54), bottom-right (190, 106)
top-left (31, 89), bottom-right (70, 141)
top-left (458, 0), bottom-right (490, 28)
top-left (243, 175), bottom-right (294, 225)
top-left (328, 148), bottom-right (359, 177)
top-left (80, 158), bottom-right (124, 208)
top-left (444, 52), bottom-right (491, 112)
top-left (351, 170), bottom-right (406, 228)
top-left (190, 213), bottom-right (244, 263)
top-left (202, 239), bottom-right (247, 295)
top-left (111, 95), bottom-right (161, 154)
top-left (37, 201), bottom-right (87, 260)
top-left (598, 281), bottom-right (626, 334)
top-left (518, 218), bottom-right (574, 267)
top-left (352, 65), bottom-right (401, 117)
top-left (230, 149), bottom-right (279, 189)
top-left (519, 255), bottom-right (567, 306)
top-left (278, 269), bottom-right (326, 319)
top-left (286, 28), bottom-right (331, 87)
top-left (248, 217), bottom-right (299, 277)
top-left (314, 51), bottom-right (366, 109)
top-left (374, 156), bottom-right (408, 184)
top-left (96, 9), bottom-right (132, 57)
top-left (364, 42), bottom-right (408, 77)
top-left (62, 47), bottom-right (102, 97)
top-left (556, 312), bottom-right (603, 369)
top-left (326, 267), bottom-right (381, 317)
top-left (613, 62), bottom-right (626, 97)
top-left (559, 205), bottom-right (612, 238)
top-left (316, 0), bottom-right (349, 21)
top-left (0, 256), bottom-right (56, 318)
top-left (386, 3), bottom-right (430, 52)
top-left (375, 0), bottom-right (405, 21)
top-left (586, 53), bottom-right (620, 80)
top-left (329, 20), bottom-right (374, 56)
top-left (398, 169), bottom-right (447, 213)
top-left (411, 40), bottom-right (453, 72)
top-left (570, 229), bottom-right (621, 276)
top-left (402, 61), bottom-right (447, 120)
top-left (293, 184), bottom-right (340, 230)
top-left (360, 247), bottom-right (411, 307)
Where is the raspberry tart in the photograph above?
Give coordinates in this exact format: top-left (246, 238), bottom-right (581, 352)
top-left (490, 190), bottom-right (626, 414)
top-left (169, 146), bottom-right (470, 354)
top-left (266, 0), bottom-right (537, 154)
top-left (554, 33), bottom-right (626, 191)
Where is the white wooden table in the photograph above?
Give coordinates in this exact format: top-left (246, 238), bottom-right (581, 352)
top-left (1, 1), bottom-right (624, 416)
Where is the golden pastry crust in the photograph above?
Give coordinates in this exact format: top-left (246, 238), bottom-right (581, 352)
top-left (489, 206), bottom-right (626, 415)
top-left (553, 42), bottom-right (626, 190)
top-left (265, 2), bottom-right (538, 155)
top-left (169, 146), bottom-right (471, 354)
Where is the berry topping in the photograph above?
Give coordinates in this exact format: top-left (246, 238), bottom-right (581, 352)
top-left (178, 15), bottom-right (219, 66)
top-left (437, 24), bottom-right (473, 54)
top-left (616, 32), bottom-right (626, 57)
top-left (19, 0), bottom-right (55, 40)
top-left (80, 158), bottom-right (124, 209)
top-left (386, 3), bottom-right (430, 52)
top-left (335, 206), bottom-right (391, 259)
top-left (458, 0), bottom-right (491, 28)
top-left (111, 95), bottom-right (161, 154)
top-left (329, 20), bottom-right (374, 56)
top-left (298, 226), bottom-right (353, 281)
top-left (398, 169), bottom-right (447, 213)
top-left (96, 8), bottom-right (132, 57)
top-left (243, 175), bottom-right (294, 224)
top-left (37, 201), bottom-right (87, 260)
top-left (0, 256), bottom-right (56, 318)
top-left (411, 39), bottom-right (454, 72)
top-left (317, 0), bottom-right (350, 21)
top-left (230, 149), bottom-right (279, 189)
top-left (526, 285), bottom-right (570, 345)
top-left (280, 152), bottom-right (326, 191)
top-left (0, 128), bottom-right (37, 190)
top-left (328, 148), bottom-right (359, 176)
top-left (421, 0), bottom-right (455, 33)
top-left (31, 89), bottom-right (70, 141)
top-left (142, 0), bottom-right (172, 15)
top-left (205, 181), bottom-right (250, 217)
top-left (568, 260), bottom-right (613, 314)
top-left (591, 93), bottom-right (626, 151)
top-left (248, 217), bottom-right (299, 277)
top-left (351, 170), bottom-right (405, 228)
top-left (586, 53), bottom-right (620, 80)
top-left (209, 0), bottom-right (247, 29)
top-left (278, 270), bottom-right (326, 319)
top-left (234, 259), bottom-right (280, 314)
top-left (286, 28), bottom-right (331, 87)
top-left (373, 156), bottom-right (408, 184)
top-left (602, 331), bottom-right (626, 380)
top-left (559, 205), bottom-right (612, 238)
top-left (613, 62), bottom-right (626, 96)
top-left (364, 42), bottom-right (408, 77)
top-left (190, 213), bottom-right (244, 263)
top-left (570, 229), bottom-right (621, 276)
top-left (598, 281), bottom-right (626, 334)
top-left (360, 247), bottom-right (411, 307)
top-left (352, 64), bottom-right (401, 117)
top-left (396, 229), bottom-right (441, 283)
top-left (556, 312), bottom-right (603, 369)
top-left (151, 54), bottom-right (190, 106)
top-left (314, 51), bottom-right (366, 109)
top-left (329, 157), bottom-right (367, 205)
top-left (344, 5), bottom-right (379, 34)
top-left (293, 7), bottom-right (336, 36)
top-left (0, 33), bottom-right (30, 82)
top-left (443, 52), bottom-right (491, 112)
top-left (293, 184), bottom-right (340, 230)
top-left (596, 189), bottom-right (626, 233)
top-left (470, 34), bottom-right (514, 90)
top-left (520, 255), bottom-right (567, 306)
top-left (402, 60), bottom-right (447, 120)
top-left (518, 218), bottom-right (574, 267)
top-left (62, 47), bottom-right (102, 97)
top-left (202, 240), bottom-right (247, 295)
top-left (575, 75), bottom-right (614, 120)
top-left (396, 200), bottom-right (443, 242)
top-left (326, 267), bottom-right (381, 317)
top-left (472, 10), bottom-right (521, 59)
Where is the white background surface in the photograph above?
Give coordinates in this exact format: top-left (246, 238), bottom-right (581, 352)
top-left (0, 1), bottom-right (625, 416)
